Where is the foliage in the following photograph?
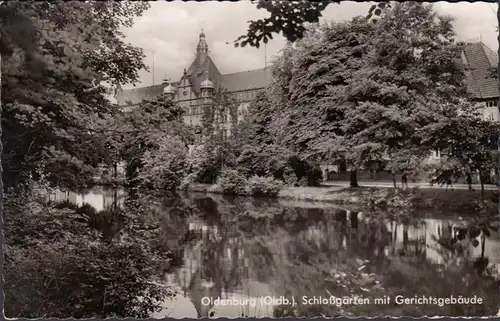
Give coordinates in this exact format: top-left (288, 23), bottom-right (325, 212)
top-left (422, 113), bottom-right (499, 187)
top-left (236, 145), bottom-right (272, 177)
top-left (342, 2), bottom-right (469, 173)
top-left (263, 17), bottom-right (375, 189)
top-left (185, 138), bottom-right (232, 185)
top-left (232, 91), bottom-right (275, 147)
top-left (4, 186), bottom-right (173, 318)
top-left (1, 1), bottom-right (150, 189)
top-left (200, 88), bottom-right (240, 138)
top-left (261, 2), bottom-right (484, 188)
top-left (214, 169), bottom-right (248, 195)
top-left (235, 144), bottom-right (322, 187)
top-left (111, 94), bottom-right (192, 186)
top-left (235, 1), bottom-right (390, 48)
top-left (137, 135), bottom-right (188, 192)
top-left (246, 176), bottom-right (283, 196)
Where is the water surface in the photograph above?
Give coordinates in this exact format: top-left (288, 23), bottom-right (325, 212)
top-left (52, 186), bottom-right (500, 317)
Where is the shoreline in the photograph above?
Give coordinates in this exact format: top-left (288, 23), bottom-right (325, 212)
top-left (186, 183), bottom-right (498, 214)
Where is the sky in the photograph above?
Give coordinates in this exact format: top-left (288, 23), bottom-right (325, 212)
top-left (122, 1), bottom-right (499, 89)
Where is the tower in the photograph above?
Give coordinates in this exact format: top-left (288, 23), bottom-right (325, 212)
top-left (162, 75), bottom-right (176, 100)
top-left (200, 79), bottom-right (214, 99)
top-left (200, 69), bottom-right (214, 104)
top-left (196, 30), bottom-right (209, 65)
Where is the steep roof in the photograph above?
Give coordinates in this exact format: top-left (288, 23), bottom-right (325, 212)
top-left (462, 42), bottom-right (499, 100)
top-left (116, 67), bottom-right (270, 106)
top-left (221, 68), bottom-right (271, 92)
top-left (116, 82), bottom-right (179, 106)
top-left (186, 55), bottom-right (222, 94)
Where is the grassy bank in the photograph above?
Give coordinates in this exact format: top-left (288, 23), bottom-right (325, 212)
top-left (187, 183), bottom-right (498, 214)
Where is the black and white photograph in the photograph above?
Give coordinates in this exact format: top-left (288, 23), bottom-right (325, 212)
top-left (3, 0), bottom-right (500, 318)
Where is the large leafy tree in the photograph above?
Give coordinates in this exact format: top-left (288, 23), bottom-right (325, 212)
top-left (271, 18), bottom-right (376, 187)
top-left (343, 2), bottom-right (468, 177)
top-left (1, 1), bottom-right (149, 189)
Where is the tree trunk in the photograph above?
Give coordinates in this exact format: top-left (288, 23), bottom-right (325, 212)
top-left (479, 171), bottom-right (485, 201)
top-left (349, 170), bottom-right (358, 188)
top-left (481, 233), bottom-right (486, 259)
top-left (113, 162), bottom-right (118, 179)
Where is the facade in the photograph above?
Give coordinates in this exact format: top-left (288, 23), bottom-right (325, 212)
top-left (115, 31), bottom-right (271, 139)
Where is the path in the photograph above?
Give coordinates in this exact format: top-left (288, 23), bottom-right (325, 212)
top-left (324, 181), bottom-right (498, 191)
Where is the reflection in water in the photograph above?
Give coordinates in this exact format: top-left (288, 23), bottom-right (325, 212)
top-left (46, 186), bottom-right (126, 211)
top-left (61, 188), bottom-right (500, 317)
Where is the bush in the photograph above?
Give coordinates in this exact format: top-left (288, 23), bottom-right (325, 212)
top-left (137, 136), bottom-right (188, 191)
top-left (287, 155), bottom-right (322, 187)
top-left (235, 145), bottom-right (322, 187)
top-left (179, 173), bottom-right (197, 191)
top-left (4, 190), bottom-right (173, 318)
top-left (186, 143), bottom-right (221, 184)
top-left (246, 176), bottom-right (283, 196)
top-left (236, 146), bottom-right (269, 177)
top-left (215, 169), bottom-right (248, 195)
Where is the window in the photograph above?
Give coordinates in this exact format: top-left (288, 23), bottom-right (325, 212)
top-left (183, 90), bottom-right (188, 97)
top-left (431, 149), bottom-right (441, 159)
top-left (488, 112), bottom-right (495, 121)
top-left (486, 100), bottom-right (498, 108)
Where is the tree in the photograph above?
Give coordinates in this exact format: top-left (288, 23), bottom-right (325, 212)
top-left (423, 112), bottom-right (499, 199)
top-left (1, 1), bottom-right (150, 189)
top-left (340, 2), bottom-right (469, 184)
top-left (232, 91), bottom-right (275, 148)
top-left (234, 1), bottom-right (390, 48)
top-left (137, 135), bottom-right (189, 191)
top-left (269, 18), bottom-right (375, 187)
top-left (115, 93), bottom-right (192, 186)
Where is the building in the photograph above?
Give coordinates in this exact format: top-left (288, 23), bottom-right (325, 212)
top-left (429, 42), bottom-right (499, 165)
top-left (115, 30), bottom-right (271, 139)
top-left (115, 34), bottom-right (499, 181)
top-left (462, 41), bottom-right (499, 121)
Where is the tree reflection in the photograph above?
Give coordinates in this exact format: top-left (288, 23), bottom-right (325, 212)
top-left (104, 190), bottom-right (500, 317)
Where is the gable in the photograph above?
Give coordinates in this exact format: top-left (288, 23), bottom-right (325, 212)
top-left (186, 56), bottom-right (222, 94)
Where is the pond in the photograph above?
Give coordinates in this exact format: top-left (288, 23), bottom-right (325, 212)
top-left (51, 186), bottom-right (500, 317)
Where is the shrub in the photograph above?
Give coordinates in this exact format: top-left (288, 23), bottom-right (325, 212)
top-left (236, 146), bottom-right (269, 177)
top-left (137, 136), bottom-right (188, 191)
top-left (179, 173), bottom-right (197, 191)
top-left (287, 155), bottom-right (323, 187)
top-left (216, 169), bottom-right (248, 195)
top-left (186, 143), bottom-right (221, 184)
top-left (246, 176), bottom-right (283, 196)
top-left (4, 193), bottom-right (173, 318)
